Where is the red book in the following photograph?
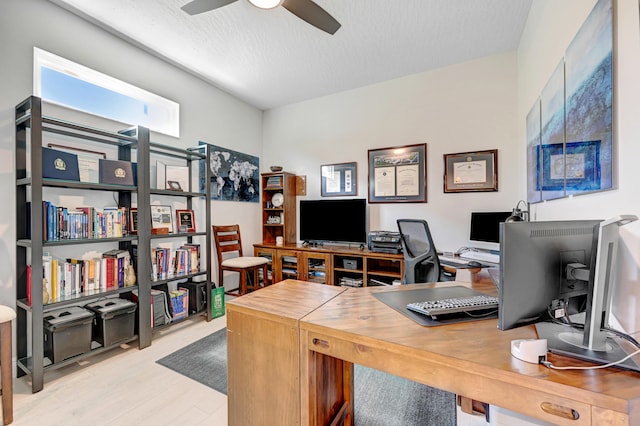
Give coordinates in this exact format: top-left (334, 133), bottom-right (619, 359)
top-left (104, 258), bottom-right (114, 289)
top-left (26, 265), bottom-right (32, 305)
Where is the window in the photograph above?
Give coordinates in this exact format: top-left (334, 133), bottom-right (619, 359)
top-left (34, 47), bottom-right (179, 137)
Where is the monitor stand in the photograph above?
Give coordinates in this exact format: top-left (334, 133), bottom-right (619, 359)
top-left (535, 321), bottom-right (640, 373)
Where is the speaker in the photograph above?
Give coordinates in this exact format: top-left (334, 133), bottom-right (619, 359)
top-left (179, 281), bottom-right (207, 314)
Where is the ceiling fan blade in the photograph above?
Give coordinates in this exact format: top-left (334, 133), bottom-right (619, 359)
top-left (282, 0), bottom-right (341, 35)
top-left (181, 0), bottom-right (238, 16)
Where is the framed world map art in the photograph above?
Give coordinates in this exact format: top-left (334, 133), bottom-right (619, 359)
top-left (199, 142), bottom-right (260, 203)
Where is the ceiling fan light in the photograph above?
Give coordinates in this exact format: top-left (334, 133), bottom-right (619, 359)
top-left (248, 0), bottom-right (283, 9)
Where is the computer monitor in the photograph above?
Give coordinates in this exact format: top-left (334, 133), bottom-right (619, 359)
top-left (468, 211), bottom-right (512, 251)
top-left (499, 217), bottom-right (640, 372)
top-left (498, 220), bottom-right (600, 330)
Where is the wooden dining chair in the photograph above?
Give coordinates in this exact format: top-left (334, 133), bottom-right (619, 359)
top-left (212, 224), bottom-right (270, 296)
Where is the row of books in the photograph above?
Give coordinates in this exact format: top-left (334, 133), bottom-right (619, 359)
top-left (151, 244), bottom-right (201, 281)
top-left (28, 249), bottom-right (132, 305)
top-left (169, 289), bottom-right (188, 320)
top-left (265, 175), bottom-right (282, 188)
top-left (42, 201), bottom-right (129, 241)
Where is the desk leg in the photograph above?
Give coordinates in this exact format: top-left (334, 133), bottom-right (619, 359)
top-left (301, 330), bottom-right (354, 425)
top-left (458, 396), bottom-right (489, 422)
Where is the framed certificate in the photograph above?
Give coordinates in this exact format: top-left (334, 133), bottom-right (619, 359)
top-left (321, 162), bottom-right (357, 197)
top-left (129, 208), bottom-right (138, 235)
top-left (176, 209), bottom-right (196, 233)
top-left (444, 149), bottom-right (498, 193)
top-left (151, 205), bottom-right (173, 233)
top-left (368, 144), bottom-right (427, 203)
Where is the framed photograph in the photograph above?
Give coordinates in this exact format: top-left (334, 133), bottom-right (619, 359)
top-left (151, 205), bottom-right (173, 233)
top-left (444, 149), bottom-right (498, 193)
top-left (176, 209), bottom-right (196, 233)
top-left (321, 162), bottom-right (357, 196)
top-left (129, 208), bottom-right (138, 235)
top-left (368, 143), bottom-right (427, 203)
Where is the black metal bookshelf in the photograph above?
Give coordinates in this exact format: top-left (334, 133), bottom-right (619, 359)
top-left (14, 96), bottom-right (213, 393)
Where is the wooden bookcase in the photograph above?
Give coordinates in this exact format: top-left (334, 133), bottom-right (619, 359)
top-left (261, 171), bottom-right (297, 244)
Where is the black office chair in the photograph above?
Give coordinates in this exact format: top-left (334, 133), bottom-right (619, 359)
top-left (397, 219), bottom-right (452, 283)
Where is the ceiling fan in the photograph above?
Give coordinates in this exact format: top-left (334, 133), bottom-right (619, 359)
top-left (181, 0), bottom-right (341, 35)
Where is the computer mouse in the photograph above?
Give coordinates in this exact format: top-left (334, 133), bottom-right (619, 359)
top-left (467, 261), bottom-right (482, 267)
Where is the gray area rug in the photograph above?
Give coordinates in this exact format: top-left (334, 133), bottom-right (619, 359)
top-left (156, 328), bottom-right (456, 425)
top-left (156, 328), bottom-right (228, 394)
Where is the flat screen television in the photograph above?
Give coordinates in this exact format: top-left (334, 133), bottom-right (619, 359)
top-left (299, 198), bottom-right (367, 245)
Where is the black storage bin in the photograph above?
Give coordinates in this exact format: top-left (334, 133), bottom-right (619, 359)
top-left (179, 281), bottom-right (208, 314)
top-left (44, 306), bottom-right (94, 363)
top-left (85, 298), bottom-right (137, 347)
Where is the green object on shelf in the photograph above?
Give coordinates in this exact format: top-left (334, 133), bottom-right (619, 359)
top-left (212, 287), bottom-right (225, 318)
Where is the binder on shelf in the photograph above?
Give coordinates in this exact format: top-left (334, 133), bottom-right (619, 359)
top-left (42, 147), bottom-right (80, 181)
top-left (99, 159), bottom-right (135, 186)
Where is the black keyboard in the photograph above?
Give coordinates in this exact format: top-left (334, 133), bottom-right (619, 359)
top-left (406, 295), bottom-right (499, 318)
top-left (439, 258), bottom-right (485, 268)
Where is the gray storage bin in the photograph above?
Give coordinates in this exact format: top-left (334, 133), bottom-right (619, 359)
top-left (85, 298), bottom-right (137, 347)
top-left (44, 306), bottom-right (94, 363)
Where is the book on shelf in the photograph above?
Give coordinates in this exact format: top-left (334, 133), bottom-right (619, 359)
top-left (150, 244), bottom-right (201, 280)
top-left (40, 202), bottom-right (128, 241)
top-left (265, 175), bottom-right (283, 188)
top-left (126, 289), bottom-right (171, 328)
top-left (34, 253), bottom-right (118, 303)
top-left (42, 253), bottom-right (52, 300)
top-left (181, 243), bottom-right (201, 272)
top-left (26, 264), bottom-right (32, 305)
top-left (102, 249), bottom-right (129, 288)
top-left (170, 288), bottom-right (188, 320)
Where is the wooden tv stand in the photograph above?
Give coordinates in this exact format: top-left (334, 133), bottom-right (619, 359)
top-left (253, 243), bottom-right (405, 287)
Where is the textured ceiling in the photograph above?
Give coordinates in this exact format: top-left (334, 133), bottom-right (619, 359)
top-left (50, 0), bottom-right (532, 110)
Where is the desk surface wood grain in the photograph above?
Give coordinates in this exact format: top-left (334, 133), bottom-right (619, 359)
top-left (296, 279), bottom-right (640, 425)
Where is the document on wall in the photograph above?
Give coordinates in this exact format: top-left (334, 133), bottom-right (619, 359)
top-left (324, 170), bottom-right (341, 193)
top-left (396, 164), bottom-right (419, 196)
top-left (374, 166), bottom-right (396, 197)
top-left (453, 160), bottom-right (486, 184)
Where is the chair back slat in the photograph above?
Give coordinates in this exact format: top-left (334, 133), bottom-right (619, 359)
top-left (212, 224), bottom-right (244, 263)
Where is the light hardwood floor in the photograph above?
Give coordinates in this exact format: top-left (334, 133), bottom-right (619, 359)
top-left (11, 315), bottom-right (228, 425)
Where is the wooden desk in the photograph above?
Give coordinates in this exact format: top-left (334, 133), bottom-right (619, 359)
top-left (300, 281), bottom-right (640, 426)
top-left (226, 280), bottom-right (348, 426)
top-left (227, 279), bottom-right (640, 425)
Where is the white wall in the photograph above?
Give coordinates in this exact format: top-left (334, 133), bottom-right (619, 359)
top-left (0, 0), bottom-right (264, 307)
top-left (263, 52), bottom-right (520, 253)
top-left (518, 0), bottom-right (640, 332)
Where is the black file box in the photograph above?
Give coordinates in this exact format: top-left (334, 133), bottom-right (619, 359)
top-left (85, 298), bottom-right (137, 347)
top-left (44, 306), bottom-right (94, 363)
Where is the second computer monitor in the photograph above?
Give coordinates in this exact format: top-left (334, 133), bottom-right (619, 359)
top-left (469, 211), bottom-right (511, 251)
